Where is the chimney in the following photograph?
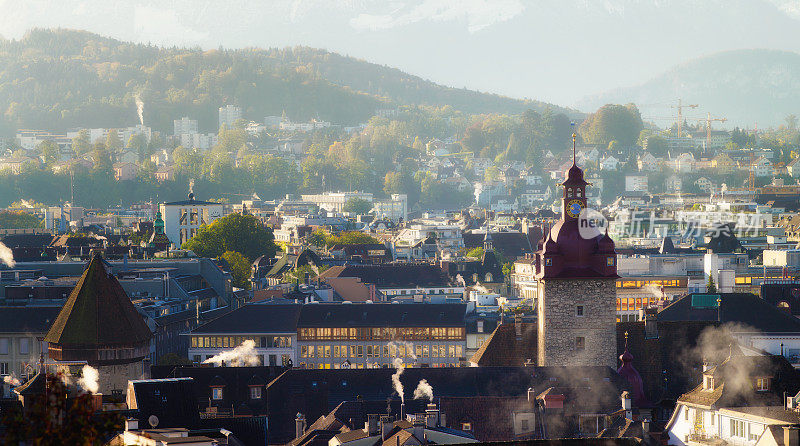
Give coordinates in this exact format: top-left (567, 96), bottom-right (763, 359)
top-left (413, 419), bottom-right (425, 441)
top-left (425, 403), bottom-right (439, 428)
top-left (702, 359), bottom-right (713, 373)
top-left (515, 313), bottom-right (522, 340)
top-left (295, 413), bottom-right (306, 439)
top-left (785, 426), bottom-right (799, 446)
top-left (401, 402), bottom-right (405, 420)
top-left (642, 418), bottom-right (650, 436)
top-left (527, 387), bottom-right (536, 406)
top-left (125, 418), bottom-right (139, 431)
top-left (366, 414), bottom-right (380, 436)
top-left (644, 307), bottom-right (658, 339)
top-left (380, 415), bottom-right (393, 440)
top-left (621, 391), bottom-right (632, 419)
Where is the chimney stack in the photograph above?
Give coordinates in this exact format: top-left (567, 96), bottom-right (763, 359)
top-left (366, 414), bottom-right (380, 436)
top-left (380, 415), bottom-right (393, 440)
top-left (295, 413), bottom-right (306, 439)
top-left (621, 391), bottom-right (632, 419)
top-left (413, 419), bottom-right (425, 441)
top-left (515, 313), bottom-right (522, 340)
top-left (425, 403), bottom-right (439, 428)
top-left (785, 426), bottom-right (799, 446)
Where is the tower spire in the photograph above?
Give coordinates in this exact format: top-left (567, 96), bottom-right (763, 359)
top-left (572, 132), bottom-right (577, 165)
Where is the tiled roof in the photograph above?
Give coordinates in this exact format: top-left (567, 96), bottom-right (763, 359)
top-left (190, 304), bottom-right (301, 334)
top-left (297, 303), bottom-right (466, 328)
top-left (317, 264), bottom-right (452, 288)
top-left (0, 306), bottom-right (62, 334)
top-left (470, 322), bottom-right (537, 367)
top-left (44, 252), bottom-right (152, 346)
top-left (657, 293), bottom-right (800, 333)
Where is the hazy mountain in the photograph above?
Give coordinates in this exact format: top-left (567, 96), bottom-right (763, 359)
top-left (577, 49), bottom-right (800, 128)
top-left (0, 29), bottom-right (576, 135)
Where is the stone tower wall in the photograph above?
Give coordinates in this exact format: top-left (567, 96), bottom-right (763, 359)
top-left (537, 278), bottom-right (616, 369)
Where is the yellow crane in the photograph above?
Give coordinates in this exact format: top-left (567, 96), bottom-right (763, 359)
top-left (671, 99), bottom-right (698, 137)
top-left (697, 112), bottom-right (727, 151)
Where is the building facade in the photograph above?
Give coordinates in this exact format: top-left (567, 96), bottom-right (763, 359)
top-left (160, 193), bottom-right (224, 248)
top-left (296, 303), bottom-right (466, 369)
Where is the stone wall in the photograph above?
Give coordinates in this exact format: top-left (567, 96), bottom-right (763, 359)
top-left (537, 278), bottom-right (616, 369)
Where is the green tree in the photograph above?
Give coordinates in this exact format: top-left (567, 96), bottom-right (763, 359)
top-left (644, 135), bottom-right (669, 156)
top-left (0, 210), bottom-right (43, 228)
top-left (182, 213), bottom-right (276, 261)
top-left (342, 197), bottom-right (372, 214)
top-left (325, 231), bottom-right (381, 247)
top-left (306, 229), bottom-right (328, 248)
top-left (71, 129), bottom-right (91, 155)
top-left (36, 139), bottom-right (60, 165)
top-left (127, 134), bottom-right (149, 161)
top-left (707, 274), bottom-right (717, 293)
top-left (1, 372), bottom-right (123, 445)
top-left (105, 129), bottom-right (123, 153)
top-left (579, 103), bottom-right (643, 147)
top-left (221, 250), bottom-right (252, 289)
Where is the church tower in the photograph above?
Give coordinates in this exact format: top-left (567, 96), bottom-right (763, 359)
top-left (534, 134), bottom-right (618, 368)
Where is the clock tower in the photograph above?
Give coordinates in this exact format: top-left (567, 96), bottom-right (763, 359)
top-left (534, 133), bottom-right (618, 369)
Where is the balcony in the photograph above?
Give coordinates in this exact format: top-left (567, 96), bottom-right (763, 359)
top-left (688, 432), bottom-right (725, 446)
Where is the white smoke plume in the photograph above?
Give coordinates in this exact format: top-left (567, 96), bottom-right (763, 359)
top-left (189, 178), bottom-right (195, 194)
top-left (203, 339), bottom-right (259, 366)
top-left (391, 357), bottom-right (405, 403)
top-left (472, 283), bottom-right (490, 294)
top-left (135, 94), bottom-right (144, 125)
top-left (3, 373), bottom-right (21, 386)
top-left (0, 241), bottom-right (15, 267)
top-left (412, 379), bottom-right (433, 402)
top-left (78, 365), bottom-right (100, 394)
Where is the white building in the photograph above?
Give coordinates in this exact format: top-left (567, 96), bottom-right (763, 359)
top-left (188, 304), bottom-right (299, 367)
top-left (173, 117), bottom-right (198, 136)
top-left (625, 175), bottom-right (649, 193)
top-left (179, 133), bottom-right (218, 150)
top-left (372, 194), bottom-right (408, 222)
top-left (218, 105), bottom-right (242, 129)
top-left (300, 192), bottom-right (374, 214)
top-left (160, 193), bottom-right (224, 248)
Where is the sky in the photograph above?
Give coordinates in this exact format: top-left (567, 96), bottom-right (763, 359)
top-left (1, 0), bottom-right (800, 108)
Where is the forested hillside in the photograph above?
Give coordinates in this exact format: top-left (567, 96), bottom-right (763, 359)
top-left (0, 29), bottom-right (577, 135)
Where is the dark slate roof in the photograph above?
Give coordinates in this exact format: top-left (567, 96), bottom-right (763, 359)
top-left (0, 306), bottom-right (62, 334)
top-left (465, 440), bottom-right (642, 446)
top-left (296, 303), bottom-right (466, 328)
top-left (128, 378), bottom-right (200, 429)
top-left (0, 234), bottom-right (55, 248)
top-left (190, 304), bottom-right (301, 334)
top-left (463, 232), bottom-right (532, 260)
top-left (317, 264), bottom-right (452, 288)
top-left (470, 322), bottom-right (537, 366)
top-left (264, 366), bottom-right (625, 444)
top-left (44, 252), bottom-right (152, 346)
top-left (657, 293), bottom-right (800, 333)
top-left (677, 354), bottom-right (800, 408)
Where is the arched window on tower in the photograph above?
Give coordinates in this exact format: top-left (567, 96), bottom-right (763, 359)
top-left (577, 189), bottom-right (583, 197)
top-left (567, 188), bottom-right (573, 198)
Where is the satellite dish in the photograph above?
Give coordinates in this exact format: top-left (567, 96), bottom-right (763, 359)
top-left (148, 415), bottom-right (159, 428)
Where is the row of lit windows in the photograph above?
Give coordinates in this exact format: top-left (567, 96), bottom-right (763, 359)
top-left (616, 279), bottom-right (685, 288)
top-left (297, 362), bottom-right (459, 369)
top-left (297, 327), bottom-right (464, 341)
top-left (300, 344), bottom-right (463, 359)
top-left (190, 336), bottom-right (292, 349)
top-left (616, 297), bottom-right (659, 311)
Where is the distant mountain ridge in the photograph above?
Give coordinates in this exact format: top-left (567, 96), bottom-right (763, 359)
top-left (0, 29), bottom-right (578, 135)
top-left (577, 49), bottom-right (800, 127)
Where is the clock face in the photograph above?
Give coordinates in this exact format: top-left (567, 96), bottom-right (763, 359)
top-left (566, 199), bottom-right (583, 218)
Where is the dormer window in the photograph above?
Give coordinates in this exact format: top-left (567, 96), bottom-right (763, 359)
top-left (704, 376), bottom-right (714, 391)
top-left (545, 258), bottom-right (552, 266)
top-left (607, 257), bottom-right (615, 266)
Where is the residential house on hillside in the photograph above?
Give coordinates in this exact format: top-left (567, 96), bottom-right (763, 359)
top-left (600, 155), bottom-right (620, 171)
top-left (787, 157), bottom-right (800, 178)
top-left (712, 153), bottom-right (737, 174)
top-left (638, 153), bottom-right (661, 172)
top-left (154, 164), bottom-right (175, 182)
top-left (113, 162), bottom-right (139, 181)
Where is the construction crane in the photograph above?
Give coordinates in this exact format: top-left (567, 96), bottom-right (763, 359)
top-left (671, 99), bottom-right (698, 137)
top-left (697, 112), bottom-right (727, 151)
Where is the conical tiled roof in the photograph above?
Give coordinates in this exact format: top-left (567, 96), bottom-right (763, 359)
top-left (45, 252), bottom-right (152, 347)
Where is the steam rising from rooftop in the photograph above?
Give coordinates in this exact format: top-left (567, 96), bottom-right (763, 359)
top-left (203, 339), bottom-right (259, 366)
top-left (0, 241), bottom-right (15, 267)
top-left (135, 94), bottom-right (144, 125)
top-left (412, 379), bottom-right (433, 402)
top-left (78, 365), bottom-right (100, 394)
